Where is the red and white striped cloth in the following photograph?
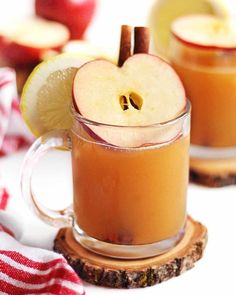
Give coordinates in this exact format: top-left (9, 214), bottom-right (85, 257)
top-left (0, 221), bottom-right (85, 294)
top-left (0, 68), bottom-right (85, 294)
top-left (0, 67), bottom-right (34, 157)
top-left (0, 187), bottom-right (9, 210)
top-left (0, 67), bottom-right (33, 209)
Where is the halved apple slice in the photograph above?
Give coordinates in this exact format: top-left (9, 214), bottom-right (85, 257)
top-left (73, 54), bottom-right (186, 147)
top-left (0, 17), bottom-right (69, 66)
top-left (171, 14), bottom-right (236, 49)
top-left (149, 0), bottom-right (215, 59)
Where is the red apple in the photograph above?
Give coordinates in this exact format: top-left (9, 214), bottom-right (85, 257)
top-left (171, 14), bottom-right (236, 50)
top-left (35, 0), bottom-right (96, 40)
top-left (73, 54), bottom-right (186, 147)
top-left (0, 17), bottom-right (69, 66)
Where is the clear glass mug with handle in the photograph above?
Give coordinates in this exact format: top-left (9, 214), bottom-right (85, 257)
top-left (169, 16), bottom-right (236, 161)
top-left (21, 102), bottom-right (191, 259)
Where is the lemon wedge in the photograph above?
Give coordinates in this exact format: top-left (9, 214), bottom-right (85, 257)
top-left (20, 53), bottom-right (91, 137)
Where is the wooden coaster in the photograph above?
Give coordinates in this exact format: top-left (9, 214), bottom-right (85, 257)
top-left (54, 216), bottom-right (207, 288)
top-left (190, 158), bottom-right (236, 187)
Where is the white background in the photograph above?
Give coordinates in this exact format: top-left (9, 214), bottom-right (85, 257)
top-left (0, 0), bottom-right (236, 294)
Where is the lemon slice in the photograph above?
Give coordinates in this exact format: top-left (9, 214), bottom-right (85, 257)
top-left (21, 53), bottom-right (91, 137)
top-left (149, 0), bottom-right (215, 59)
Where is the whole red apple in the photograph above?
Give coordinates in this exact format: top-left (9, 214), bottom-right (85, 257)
top-left (35, 0), bottom-right (96, 40)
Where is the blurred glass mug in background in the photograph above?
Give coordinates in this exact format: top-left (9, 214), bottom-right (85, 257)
top-left (169, 15), bottom-right (236, 161)
top-left (21, 102), bottom-right (191, 259)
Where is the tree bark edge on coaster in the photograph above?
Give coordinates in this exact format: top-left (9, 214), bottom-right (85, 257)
top-left (190, 158), bottom-right (236, 187)
top-left (53, 216), bottom-right (207, 288)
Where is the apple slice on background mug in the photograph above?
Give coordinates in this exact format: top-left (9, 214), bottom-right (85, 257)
top-left (171, 14), bottom-right (236, 50)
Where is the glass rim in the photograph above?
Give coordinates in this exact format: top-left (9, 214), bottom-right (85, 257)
top-left (71, 99), bottom-right (191, 129)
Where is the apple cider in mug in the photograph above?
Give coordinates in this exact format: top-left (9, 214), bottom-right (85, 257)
top-left (170, 15), bottom-right (236, 149)
top-left (70, 48), bottom-right (190, 250)
top-left (71, 128), bottom-right (189, 245)
top-left (21, 26), bottom-right (190, 258)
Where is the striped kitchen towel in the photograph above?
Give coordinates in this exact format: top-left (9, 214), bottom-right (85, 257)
top-left (0, 212), bottom-right (85, 295)
top-left (0, 67), bottom-right (33, 157)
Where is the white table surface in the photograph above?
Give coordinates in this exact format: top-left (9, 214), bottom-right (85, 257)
top-left (1, 0), bottom-right (236, 294)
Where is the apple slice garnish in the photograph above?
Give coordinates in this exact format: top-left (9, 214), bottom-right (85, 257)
top-left (73, 53), bottom-right (186, 147)
top-left (0, 17), bottom-right (69, 66)
top-left (171, 14), bottom-right (236, 49)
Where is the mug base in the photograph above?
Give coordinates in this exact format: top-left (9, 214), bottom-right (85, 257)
top-left (72, 223), bottom-right (185, 259)
top-left (190, 144), bottom-right (236, 187)
top-left (190, 145), bottom-right (236, 187)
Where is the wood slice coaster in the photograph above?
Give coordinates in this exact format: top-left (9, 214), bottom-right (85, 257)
top-left (54, 216), bottom-right (207, 288)
top-left (190, 158), bottom-right (236, 187)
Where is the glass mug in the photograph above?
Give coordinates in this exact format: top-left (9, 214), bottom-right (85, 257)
top-left (169, 34), bottom-right (236, 160)
top-left (21, 102), bottom-right (191, 259)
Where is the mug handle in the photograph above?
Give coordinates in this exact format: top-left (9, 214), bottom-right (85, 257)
top-left (20, 129), bottom-right (73, 228)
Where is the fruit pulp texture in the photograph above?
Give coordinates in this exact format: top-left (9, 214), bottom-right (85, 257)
top-left (71, 133), bottom-right (189, 245)
top-left (171, 39), bottom-right (236, 147)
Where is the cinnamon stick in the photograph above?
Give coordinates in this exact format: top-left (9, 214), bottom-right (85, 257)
top-left (118, 25), bottom-right (131, 67)
top-left (133, 27), bottom-right (150, 54)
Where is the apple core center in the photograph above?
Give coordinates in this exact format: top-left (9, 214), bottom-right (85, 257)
top-left (119, 92), bottom-right (143, 111)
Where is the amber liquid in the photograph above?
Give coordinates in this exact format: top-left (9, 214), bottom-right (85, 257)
top-left (71, 133), bottom-right (189, 245)
top-left (171, 38), bottom-right (236, 147)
